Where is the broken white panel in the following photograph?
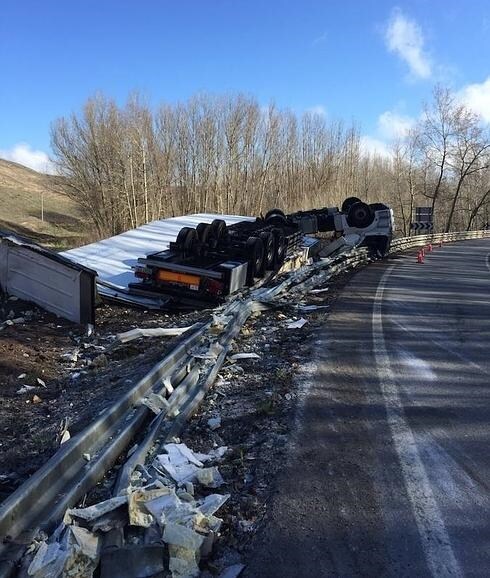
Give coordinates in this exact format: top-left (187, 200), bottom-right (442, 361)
top-left (286, 318), bottom-right (308, 329)
top-left (117, 326), bottom-right (193, 343)
top-left (165, 444), bottom-right (204, 467)
top-left (228, 353), bottom-right (261, 362)
top-left (141, 392), bottom-right (170, 415)
top-left (129, 488), bottom-right (175, 527)
top-left (63, 213), bottom-right (254, 291)
top-left (64, 496), bottom-right (127, 524)
top-left (197, 494), bottom-right (230, 517)
top-left (196, 467), bottom-right (225, 488)
top-left (0, 233), bottom-right (96, 325)
top-left (163, 523), bottom-right (204, 550)
top-left (297, 305), bottom-right (329, 312)
top-left (157, 456), bottom-right (200, 485)
top-left (194, 446), bottom-right (228, 463)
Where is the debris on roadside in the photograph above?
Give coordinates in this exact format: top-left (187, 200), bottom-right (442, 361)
top-left (227, 353), bottom-right (260, 363)
top-left (28, 442), bottom-right (231, 578)
top-left (16, 385), bottom-right (37, 395)
top-left (297, 304), bottom-right (329, 312)
top-left (116, 325), bottom-right (195, 344)
top-left (27, 524), bottom-right (100, 578)
top-left (4, 253), bottom-right (357, 576)
top-left (60, 430), bottom-right (71, 445)
top-left (207, 416), bottom-right (221, 430)
top-left (286, 318), bottom-right (308, 329)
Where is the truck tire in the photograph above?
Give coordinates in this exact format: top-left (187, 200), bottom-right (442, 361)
top-left (210, 219), bottom-right (227, 244)
top-left (176, 227), bottom-right (197, 253)
top-left (265, 208), bottom-right (287, 225)
top-left (196, 223), bottom-right (211, 242)
top-left (341, 196), bottom-right (362, 213)
top-left (260, 231), bottom-right (275, 270)
top-left (272, 228), bottom-right (286, 266)
top-left (246, 237), bottom-right (265, 284)
top-left (347, 202), bottom-right (375, 228)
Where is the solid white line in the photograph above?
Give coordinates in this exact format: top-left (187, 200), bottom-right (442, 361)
top-left (373, 265), bottom-right (462, 578)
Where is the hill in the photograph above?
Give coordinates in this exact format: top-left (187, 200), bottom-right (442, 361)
top-left (0, 159), bottom-right (84, 248)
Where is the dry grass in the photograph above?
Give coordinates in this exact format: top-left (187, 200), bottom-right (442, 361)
top-left (0, 159), bottom-right (86, 249)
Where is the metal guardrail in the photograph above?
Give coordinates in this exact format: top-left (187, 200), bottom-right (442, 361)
top-left (389, 229), bottom-right (490, 253)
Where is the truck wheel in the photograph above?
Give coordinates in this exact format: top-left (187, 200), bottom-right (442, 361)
top-left (196, 223), bottom-right (210, 242)
top-left (347, 202), bottom-right (375, 228)
top-left (176, 227), bottom-right (197, 253)
top-left (246, 237), bottom-right (265, 284)
top-left (341, 196), bottom-right (362, 213)
top-left (260, 232), bottom-right (275, 270)
top-left (265, 208), bottom-right (287, 225)
top-left (210, 219), bottom-right (227, 240)
top-left (272, 228), bottom-right (287, 266)
top-left (195, 223), bottom-right (215, 252)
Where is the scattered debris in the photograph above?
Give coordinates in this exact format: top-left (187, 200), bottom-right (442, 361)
top-left (227, 353), bottom-right (261, 362)
top-left (286, 318), bottom-right (308, 329)
top-left (116, 325), bottom-right (194, 343)
top-left (196, 467), bottom-right (225, 488)
top-left (36, 442), bottom-right (231, 578)
top-left (5, 253), bottom-right (355, 576)
top-left (155, 443), bottom-right (227, 486)
top-left (27, 525), bottom-right (100, 578)
top-left (297, 304), bottom-right (329, 312)
top-left (141, 392), bottom-right (170, 415)
top-left (60, 430), bottom-right (71, 445)
top-left (16, 385), bottom-right (36, 395)
top-left (207, 417), bottom-right (221, 431)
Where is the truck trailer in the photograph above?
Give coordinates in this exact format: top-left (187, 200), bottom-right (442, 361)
top-left (129, 197), bottom-right (394, 307)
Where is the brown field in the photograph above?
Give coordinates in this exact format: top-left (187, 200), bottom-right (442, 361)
top-left (0, 158), bottom-right (85, 249)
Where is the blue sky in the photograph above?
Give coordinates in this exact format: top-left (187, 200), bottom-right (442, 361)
top-left (1, 0), bottom-right (490, 171)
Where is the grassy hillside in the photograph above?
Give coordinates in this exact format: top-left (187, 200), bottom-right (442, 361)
top-left (0, 159), bottom-right (85, 249)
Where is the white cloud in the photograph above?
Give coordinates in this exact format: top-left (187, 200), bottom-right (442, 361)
top-left (385, 9), bottom-right (432, 79)
top-left (360, 136), bottom-right (392, 158)
top-left (306, 105), bottom-right (327, 117)
top-left (360, 109), bottom-right (416, 159)
top-left (458, 77), bottom-right (490, 123)
top-left (0, 143), bottom-right (55, 174)
top-left (312, 31), bottom-right (328, 45)
top-left (378, 110), bottom-right (415, 139)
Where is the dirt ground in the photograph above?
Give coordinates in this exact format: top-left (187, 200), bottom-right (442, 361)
top-left (0, 293), bottom-right (207, 502)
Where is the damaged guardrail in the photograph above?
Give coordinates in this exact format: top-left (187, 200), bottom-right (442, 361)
top-left (0, 245), bottom-right (366, 577)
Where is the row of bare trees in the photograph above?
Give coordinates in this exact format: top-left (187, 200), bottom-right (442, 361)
top-left (51, 87), bottom-right (490, 238)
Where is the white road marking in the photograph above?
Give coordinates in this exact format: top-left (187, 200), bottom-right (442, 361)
top-left (397, 348), bottom-right (437, 381)
top-left (373, 265), bottom-right (462, 578)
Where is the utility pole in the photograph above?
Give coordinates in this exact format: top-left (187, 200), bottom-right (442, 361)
top-left (41, 192), bottom-right (44, 222)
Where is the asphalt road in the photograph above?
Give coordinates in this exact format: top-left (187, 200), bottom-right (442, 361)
top-left (244, 239), bottom-right (490, 578)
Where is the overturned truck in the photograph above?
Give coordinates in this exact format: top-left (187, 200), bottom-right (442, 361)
top-left (130, 197), bottom-right (394, 307)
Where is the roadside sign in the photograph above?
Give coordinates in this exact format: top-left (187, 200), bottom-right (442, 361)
top-left (411, 207), bottom-right (433, 234)
top-left (410, 221), bottom-right (434, 231)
